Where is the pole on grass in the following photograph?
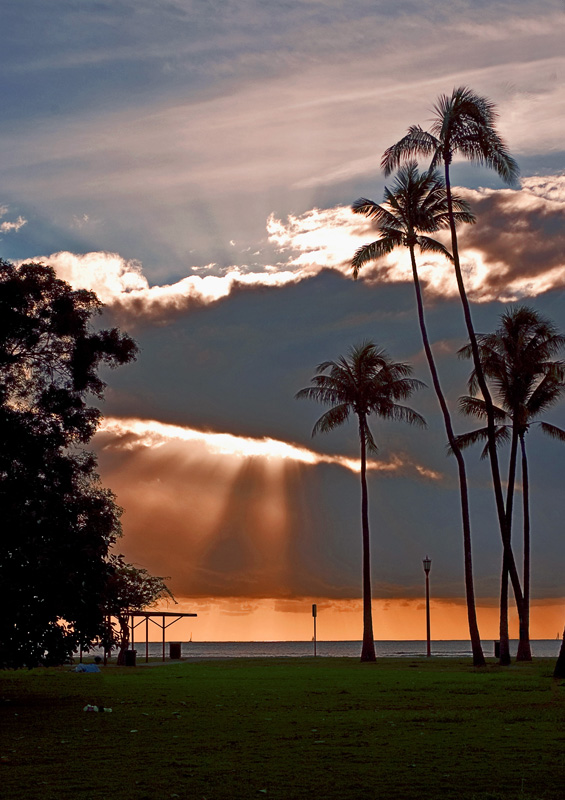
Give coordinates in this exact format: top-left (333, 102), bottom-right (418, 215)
top-left (423, 556), bottom-right (432, 657)
top-left (312, 603), bottom-right (317, 657)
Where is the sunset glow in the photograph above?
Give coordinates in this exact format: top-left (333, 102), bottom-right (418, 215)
top-left (99, 417), bottom-right (442, 478)
top-left (137, 596), bottom-right (565, 643)
top-left (3, 0), bottom-right (564, 651)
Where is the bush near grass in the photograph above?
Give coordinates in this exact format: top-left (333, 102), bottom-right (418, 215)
top-left (1, 657), bottom-right (564, 800)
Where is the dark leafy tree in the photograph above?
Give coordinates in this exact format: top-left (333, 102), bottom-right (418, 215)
top-left (456, 307), bottom-right (565, 661)
top-left (0, 259), bottom-right (137, 668)
top-left (296, 342), bottom-right (425, 662)
top-left (351, 164), bottom-right (485, 666)
top-left (382, 87), bottom-right (521, 664)
top-left (102, 555), bottom-right (175, 665)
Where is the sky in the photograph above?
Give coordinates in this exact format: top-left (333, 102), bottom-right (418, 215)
top-left (2, 0), bottom-right (564, 642)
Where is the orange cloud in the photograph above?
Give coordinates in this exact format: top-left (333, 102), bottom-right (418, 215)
top-left (98, 417), bottom-right (442, 479)
top-left (95, 417), bottom-right (442, 602)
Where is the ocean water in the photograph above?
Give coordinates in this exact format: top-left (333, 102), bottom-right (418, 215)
top-left (87, 639), bottom-right (562, 661)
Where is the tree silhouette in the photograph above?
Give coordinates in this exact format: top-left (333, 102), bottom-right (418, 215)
top-left (456, 307), bottom-right (565, 660)
top-left (103, 555), bottom-right (175, 665)
top-left (0, 259), bottom-right (137, 667)
top-left (296, 342), bottom-right (425, 662)
top-left (382, 87), bottom-right (521, 664)
top-left (351, 164), bottom-right (485, 665)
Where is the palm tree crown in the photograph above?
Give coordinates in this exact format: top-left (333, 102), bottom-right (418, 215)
top-left (381, 86), bottom-right (519, 183)
top-left (351, 162), bottom-right (475, 277)
top-left (456, 306), bottom-right (565, 662)
top-left (296, 341), bottom-right (426, 448)
top-left (457, 306), bottom-right (565, 450)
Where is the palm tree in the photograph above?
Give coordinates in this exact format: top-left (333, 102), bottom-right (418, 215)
top-left (351, 163), bottom-right (486, 666)
top-left (382, 86), bottom-right (521, 665)
top-left (296, 342), bottom-right (425, 662)
top-left (456, 307), bottom-right (565, 661)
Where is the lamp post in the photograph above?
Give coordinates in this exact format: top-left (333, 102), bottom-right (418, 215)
top-left (423, 556), bottom-right (431, 657)
top-left (312, 604), bottom-right (317, 657)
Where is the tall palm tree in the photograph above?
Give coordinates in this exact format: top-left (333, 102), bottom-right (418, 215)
top-left (296, 342), bottom-right (425, 662)
top-left (382, 86), bottom-right (521, 664)
top-left (456, 307), bottom-right (565, 660)
top-left (351, 164), bottom-right (486, 666)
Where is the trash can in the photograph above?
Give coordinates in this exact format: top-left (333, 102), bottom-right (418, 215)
top-left (125, 649), bottom-right (137, 666)
top-left (494, 640), bottom-right (500, 658)
top-left (169, 642), bottom-right (181, 660)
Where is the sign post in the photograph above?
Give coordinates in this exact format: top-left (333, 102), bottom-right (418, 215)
top-left (312, 603), bottom-right (317, 657)
top-left (422, 557), bottom-right (432, 657)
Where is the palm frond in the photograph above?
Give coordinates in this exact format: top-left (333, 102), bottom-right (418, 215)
top-left (450, 426), bottom-right (489, 453)
top-left (450, 424), bottom-right (510, 458)
top-left (363, 419), bottom-right (379, 454)
top-left (381, 127), bottom-right (439, 175)
top-left (351, 198), bottom-right (401, 231)
top-left (458, 395), bottom-right (508, 422)
top-left (416, 235), bottom-right (453, 261)
top-left (371, 401), bottom-right (426, 428)
top-left (538, 421), bottom-right (565, 443)
top-left (352, 237), bottom-right (398, 277)
top-left (311, 404), bottom-right (351, 437)
top-left (526, 374), bottom-right (565, 417)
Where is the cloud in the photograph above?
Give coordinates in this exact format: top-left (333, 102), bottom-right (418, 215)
top-left (268, 175), bottom-right (565, 303)
top-left (2, 1), bottom-right (563, 275)
top-left (0, 205), bottom-right (27, 234)
top-left (457, 178), bottom-right (565, 301)
top-left (98, 416), bottom-right (442, 480)
top-left (31, 250), bottom-right (304, 325)
top-left (29, 173), bottom-right (564, 327)
top-left (94, 415), bottom-right (445, 601)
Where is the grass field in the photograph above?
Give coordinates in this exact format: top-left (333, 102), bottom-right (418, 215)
top-left (1, 657), bottom-right (564, 800)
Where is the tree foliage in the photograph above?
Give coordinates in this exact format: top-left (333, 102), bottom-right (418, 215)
top-left (0, 259), bottom-right (138, 668)
top-left (102, 555), bottom-right (175, 664)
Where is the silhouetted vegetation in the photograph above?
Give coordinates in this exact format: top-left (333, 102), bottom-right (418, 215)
top-left (297, 342), bottom-right (425, 662)
top-left (351, 163), bottom-right (485, 667)
top-left (457, 307), bottom-right (565, 662)
top-left (381, 86), bottom-right (522, 665)
top-left (0, 259), bottom-right (137, 668)
top-left (102, 556), bottom-right (175, 665)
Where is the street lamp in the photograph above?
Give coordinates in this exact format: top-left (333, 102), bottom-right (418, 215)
top-left (423, 556), bottom-right (432, 657)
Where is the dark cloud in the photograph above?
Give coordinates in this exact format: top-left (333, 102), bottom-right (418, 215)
top-left (458, 185), bottom-right (565, 296)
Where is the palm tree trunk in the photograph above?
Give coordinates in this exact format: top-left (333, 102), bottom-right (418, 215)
top-left (499, 429), bottom-right (519, 665)
top-left (443, 162), bottom-right (524, 662)
top-left (359, 414), bottom-right (376, 663)
top-left (516, 434), bottom-right (532, 661)
top-left (408, 246), bottom-right (485, 666)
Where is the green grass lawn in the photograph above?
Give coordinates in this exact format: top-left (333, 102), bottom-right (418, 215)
top-left (1, 657), bottom-right (564, 800)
